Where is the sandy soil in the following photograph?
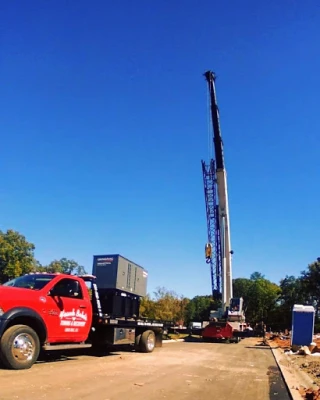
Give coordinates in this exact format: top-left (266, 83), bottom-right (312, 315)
top-left (0, 338), bottom-right (289, 400)
top-left (290, 356), bottom-right (320, 386)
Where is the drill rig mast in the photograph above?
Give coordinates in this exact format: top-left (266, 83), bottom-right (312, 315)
top-left (201, 71), bottom-right (245, 341)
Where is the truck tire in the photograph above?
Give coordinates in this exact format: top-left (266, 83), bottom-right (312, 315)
top-left (0, 324), bottom-right (40, 370)
top-left (139, 330), bottom-right (156, 353)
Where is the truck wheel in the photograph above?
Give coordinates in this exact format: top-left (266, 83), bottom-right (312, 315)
top-left (139, 330), bottom-right (156, 353)
top-left (0, 325), bottom-right (40, 370)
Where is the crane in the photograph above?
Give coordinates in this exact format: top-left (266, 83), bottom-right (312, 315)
top-left (201, 71), bottom-right (245, 342)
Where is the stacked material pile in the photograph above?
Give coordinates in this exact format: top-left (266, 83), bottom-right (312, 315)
top-left (268, 334), bottom-right (291, 349)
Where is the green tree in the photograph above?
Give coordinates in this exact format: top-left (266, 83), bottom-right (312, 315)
top-left (33, 259), bottom-right (46, 272)
top-left (152, 287), bottom-right (184, 322)
top-left (250, 272), bottom-right (265, 281)
top-left (0, 229), bottom-right (36, 283)
top-left (140, 295), bottom-right (157, 319)
top-left (277, 275), bottom-right (306, 327)
top-left (46, 258), bottom-right (87, 275)
top-left (139, 287), bottom-right (190, 324)
top-left (246, 277), bottom-right (280, 323)
top-left (299, 259), bottom-right (320, 323)
top-left (233, 274), bottom-right (280, 325)
top-left (233, 278), bottom-right (252, 306)
top-left (280, 275), bottom-right (306, 309)
top-left (185, 295), bottom-right (217, 323)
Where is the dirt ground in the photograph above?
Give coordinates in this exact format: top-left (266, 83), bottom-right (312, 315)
top-left (268, 335), bottom-right (320, 352)
top-left (268, 335), bottom-right (320, 399)
top-left (289, 356), bottom-right (320, 386)
top-left (0, 338), bottom-right (290, 400)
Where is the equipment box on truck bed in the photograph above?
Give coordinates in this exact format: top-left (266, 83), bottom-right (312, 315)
top-left (92, 254), bottom-right (148, 297)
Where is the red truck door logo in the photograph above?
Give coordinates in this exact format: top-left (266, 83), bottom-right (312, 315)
top-left (59, 309), bottom-right (88, 330)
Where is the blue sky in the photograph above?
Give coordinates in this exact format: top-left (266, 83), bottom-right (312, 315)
top-left (1, 0), bottom-right (319, 299)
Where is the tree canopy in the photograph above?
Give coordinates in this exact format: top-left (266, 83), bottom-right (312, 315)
top-left (140, 287), bottom-right (189, 324)
top-left (0, 229), bottom-right (36, 282)
top-left (43, 258), bottom-right (87, 275)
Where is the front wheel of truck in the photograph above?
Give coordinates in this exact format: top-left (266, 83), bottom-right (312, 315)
top-left (0, 324), bottom-right (40, 370)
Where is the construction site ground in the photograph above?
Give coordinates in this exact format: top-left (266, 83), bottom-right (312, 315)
top-left (268, 335), bottom-right (320, 399)
top-left (0, 337), bottom-right (290, 400)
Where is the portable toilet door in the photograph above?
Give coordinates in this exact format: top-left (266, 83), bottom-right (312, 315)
top-left (291, 304), bottom-right (315, 347)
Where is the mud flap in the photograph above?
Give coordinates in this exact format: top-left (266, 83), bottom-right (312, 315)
top-left (155, 331), bottom-right (163, 348)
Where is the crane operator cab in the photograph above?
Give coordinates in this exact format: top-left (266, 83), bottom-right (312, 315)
top-left (227, 297), bottom-right (245, 322)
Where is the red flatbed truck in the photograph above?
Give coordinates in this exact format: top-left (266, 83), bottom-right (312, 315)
top-left (0, 271), bottom-right (163, 370)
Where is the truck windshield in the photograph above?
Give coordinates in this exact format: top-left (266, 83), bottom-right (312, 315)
top-left (3, 274), bottom-right (56, 290)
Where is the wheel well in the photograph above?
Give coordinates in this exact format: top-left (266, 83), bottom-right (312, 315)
top-left (6, 317), bottom-right (46, 344)
top-left (135, 327), bottom-right (163, 336)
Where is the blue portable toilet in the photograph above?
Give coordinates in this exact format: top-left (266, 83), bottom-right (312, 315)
top-left (291, 304), bottom-right (315, 347)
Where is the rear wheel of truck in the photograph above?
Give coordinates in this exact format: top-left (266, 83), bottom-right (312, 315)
top-left (0, 324), bottom-right (40, 370)
top-left (139, 330), bottom-right (156, 353)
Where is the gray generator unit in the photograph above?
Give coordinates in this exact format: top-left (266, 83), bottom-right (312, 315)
top-left (92, 254), bottom-right (148, 297)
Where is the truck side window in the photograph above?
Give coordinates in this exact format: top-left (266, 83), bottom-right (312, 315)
top-left (51, 278), bottom-right (83, 299)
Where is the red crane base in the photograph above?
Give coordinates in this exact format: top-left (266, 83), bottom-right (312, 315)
top-left (202, 321), bottom-right (242, 343)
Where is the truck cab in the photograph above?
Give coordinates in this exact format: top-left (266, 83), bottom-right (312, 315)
top-left (1, 273), bottom-right (93, 342)
top-left (0, 273), bottom-right (94, 369)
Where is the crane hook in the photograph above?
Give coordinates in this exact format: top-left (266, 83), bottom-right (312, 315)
top-left (205, 243), bottom-right (213, 261)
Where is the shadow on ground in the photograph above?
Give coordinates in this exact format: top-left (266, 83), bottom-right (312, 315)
top-left (245, 341), bottom-right (271, 349)
top-left (268, 365), bottom-right (291, 399)
top-left (182, 336), bottom-right (247, 344)
top-left (244, 342), bottom-right (291, 399)
top-left (35, 347), bottom-right (123, 365)
top-left (0, 347), bottom-right (126, 369)
top-left (183, 336), bottom-right (202, 343)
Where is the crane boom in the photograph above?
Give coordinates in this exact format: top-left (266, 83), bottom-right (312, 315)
top-left (204, 71), bottom-right (233, 313)
top-left (201, 70), bottom-right (245, 344)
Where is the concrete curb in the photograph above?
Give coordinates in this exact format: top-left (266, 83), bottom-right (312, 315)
top-left (270, 345), bottom-right (318, 400)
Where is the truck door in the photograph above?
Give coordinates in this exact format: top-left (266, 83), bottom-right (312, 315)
top-left (45, 277), bottom-right (92, 342)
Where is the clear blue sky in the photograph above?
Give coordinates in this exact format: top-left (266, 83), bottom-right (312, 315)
top-left (1, 0), bottom-right (319, 298)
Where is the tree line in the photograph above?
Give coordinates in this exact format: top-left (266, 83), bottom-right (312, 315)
top-left (1, 229), bottom-right (319, 330)
top-left (0, 229), bottom-right (87, 283)
top-left (140, 263), bottom-right (320, 331)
